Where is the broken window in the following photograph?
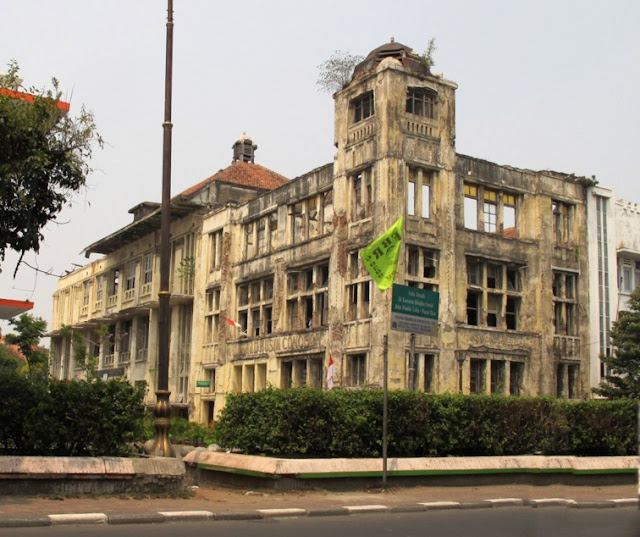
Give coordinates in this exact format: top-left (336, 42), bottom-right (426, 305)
top-left (280, 355), bottom-right (323, 388)
top-left (109, 269), bottom-right (120, 298)
top-left (287, 262), bottom-right (330, 330)
top-left (350, 168), bottom-right (373, 221)
top-left (487, 294), bottom-right (501, 327)
top-left (490, 360), bottom-right (506, 394)
top-left (407, 166), bottom-right (432, 219)
top-left (509, 362), bottom-right (524, 396)
top-left (406, 87), bottom-right (437, 119)
top-left (466, 258), bottom-right (524, 330)
top-left (125, 261), bottom-right (136, 292)
top-left (353, 91), bottom-right (374, 123)
top-left (347, 354), bottom-right (367, 387)
top-left (244, 222), bottom-right (255, 258)
top-left (142, 253), bottom-right (154, 288)
top-left (288, 192), bottom-right (333, 244)
top-left (405, 245), bottom-right (438, 290)
top-left (552, 201), bottom-right (572, 243)
top-left (347, 252), bottom-right (371, 321)
top-left (95, 274), bottom-right (105, 308)
top-left (556, 363), bottom-right (580, 399)
top-left (269, 212), bottom-right (278, 250)
top-left (552, 270), bottom-right (578, 336)
top-left (322, 190), bottom-right (334, 234)
top-left (503, 194), bottom-right (516, 235)
top-left (467, 291), bottom-right (481, 326)
top-left (236, 276), bottom-right (274, 337)
top-left (470, 358), bottom-right (486, 394)
top-left (464, 182), bottom-right (518, 236)
top-left (208, 229), bottom-right (223, 271)
top-left (463, 184), bottom-right (478, 230)
top-left (82, 281), bottom-right (90, 309)
top-left (257, 218), bottom-right (267, 255)
top-left (204, 287), bottom-right (221, 344)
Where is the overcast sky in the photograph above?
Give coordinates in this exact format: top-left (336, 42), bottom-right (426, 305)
top-left (1, 0), bottom-right (639, 337)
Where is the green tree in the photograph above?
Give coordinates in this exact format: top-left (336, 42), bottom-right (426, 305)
top-left (4, 313), bottom-right (48, 373)
top-left (594, 286), bottom-right (640, 399)
top-left (0, 342), bottom-right (21, 371)
top-left (0, 61), bottom-right (102, 271)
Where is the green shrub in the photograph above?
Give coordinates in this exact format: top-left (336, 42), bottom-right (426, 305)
top-left (0, 368), bottom-right (146, 456)
top-left (213, 389), bottom-right (637, 458)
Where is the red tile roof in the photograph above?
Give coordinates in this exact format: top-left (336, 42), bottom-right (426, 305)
top-left (0, 87), bottom-right (70, 112)
top-left (178, 161), bottom-right (289, 198)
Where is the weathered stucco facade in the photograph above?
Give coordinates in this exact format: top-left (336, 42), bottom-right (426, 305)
top-left (50, 41), bottom-right (598, 422)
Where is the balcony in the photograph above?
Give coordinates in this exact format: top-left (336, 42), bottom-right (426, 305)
top-left (80, 305), bottom-right (88, 317)
top-left (106, 294), bottom-right (118, 308)
top-left (553, 336), bottom-right (581, 358)
top-left (141, 282), bottom-right (152, 297)
top-left (103, 353), bottom-right (115, 367)
top-left (123, 288), bottom-right (135, 302)
top-left (118, 351), bottom-right (131, 365)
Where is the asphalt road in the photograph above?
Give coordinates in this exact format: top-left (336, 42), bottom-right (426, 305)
top-left (1, 508), bottom-right (639, 537)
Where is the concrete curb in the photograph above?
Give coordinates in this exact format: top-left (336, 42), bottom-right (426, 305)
top-left (0, 497), bottom-right (636, 528)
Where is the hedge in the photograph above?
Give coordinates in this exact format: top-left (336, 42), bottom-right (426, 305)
top-left (213, 389), bottom-right (638, 457)
top-left (0, 368), bottom-right (146, 456)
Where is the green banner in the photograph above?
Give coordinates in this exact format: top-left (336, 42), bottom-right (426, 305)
top-left (360, 215), bottom-right (404, 291)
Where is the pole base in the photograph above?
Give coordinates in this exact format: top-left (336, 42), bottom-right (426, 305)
top-left (149, 389), bottom-right (174, 457)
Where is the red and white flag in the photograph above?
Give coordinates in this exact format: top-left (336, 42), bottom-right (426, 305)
top-left (224, 316), bottom-right (247, 336)
top-left (224, 316), bottom-right (242, 329)
top-left (326, 355), bottom-right (335, 390)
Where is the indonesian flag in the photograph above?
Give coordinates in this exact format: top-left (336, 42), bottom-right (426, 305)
top-left (326, 355), bottom-right (335, 390)
top-left (225, 316), bottom-right (242, 329)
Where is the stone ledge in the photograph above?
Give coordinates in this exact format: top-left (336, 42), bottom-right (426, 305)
top-left (183, 452), bottom-right (638, 478)
top-left (183, 452), bottom-right (638, 491)
top-left (0, 456), bottom-right (185, 496)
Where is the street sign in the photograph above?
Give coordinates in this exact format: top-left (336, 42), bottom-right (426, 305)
top-left (196, 380), bottom-right (211, 388)
top-left (391, 283), bottom-right (439, 336)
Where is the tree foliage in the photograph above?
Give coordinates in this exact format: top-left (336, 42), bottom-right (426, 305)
top-left (0, 61), bottom-right (102, 271)
top-left (316, 50), bottom-right (363, 94)
top-left (594, 286), bottom-right (640, 399)
top-left (4, 313), bottom-right (48, 373)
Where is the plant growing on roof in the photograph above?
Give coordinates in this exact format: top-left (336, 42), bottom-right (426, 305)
top-left (316, 50), bottom-right (364, 93)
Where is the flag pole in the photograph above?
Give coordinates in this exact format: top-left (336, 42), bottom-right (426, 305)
top-left (382, 334), bottom-right (388, 487)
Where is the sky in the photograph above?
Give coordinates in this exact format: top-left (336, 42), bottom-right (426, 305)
top-left (1, 0), bottom-right (639, 338)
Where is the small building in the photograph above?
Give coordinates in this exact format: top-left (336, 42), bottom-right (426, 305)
top-left (50, 41), bottom-right (612, 422)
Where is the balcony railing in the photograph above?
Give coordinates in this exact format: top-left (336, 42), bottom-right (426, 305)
top-left (136, 348), bottom-right (148, 363)
top-left (123, 288), bottom-right (135, 302)
top-left (80, 305), bottom-right (88, 316)
top-left (107, 294), bottom-right (117, 307)
top-left (118, 351), bottom-right (131, 365)
top-left (103, 353), bottom-right (115, 367)
top-left (553, 335), bottom-right (581, 358)
top-left (141, 282), bottom-right (152, 297)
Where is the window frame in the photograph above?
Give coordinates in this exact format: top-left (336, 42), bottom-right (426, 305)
top-left (406, 87), bottom-right (437, 119)
top-left (353, 91), bottom-right (374, 123)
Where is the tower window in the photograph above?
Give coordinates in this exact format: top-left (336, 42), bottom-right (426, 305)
top-left (353, 91), bottom-right (374, 123)
top-left (406, 87), bottom-right (436, 119)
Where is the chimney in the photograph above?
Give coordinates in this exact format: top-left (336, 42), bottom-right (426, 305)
top-left (232, 132), bottom-right (257, 163)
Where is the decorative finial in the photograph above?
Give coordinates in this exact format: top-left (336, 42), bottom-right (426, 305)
top-left (390, 36), bottom-right (395, 43)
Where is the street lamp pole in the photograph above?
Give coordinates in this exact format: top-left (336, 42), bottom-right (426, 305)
top-left (150, 0), bottom-right (174, 458)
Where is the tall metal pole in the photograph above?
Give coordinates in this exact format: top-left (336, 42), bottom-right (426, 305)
top-left (150, 0), bottom-right (174, 458)
top-left (382, 334), bottom-right (388, 486)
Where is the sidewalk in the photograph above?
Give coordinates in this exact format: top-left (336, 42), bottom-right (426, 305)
top-left (0, 482), bottom-right (637, 527)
